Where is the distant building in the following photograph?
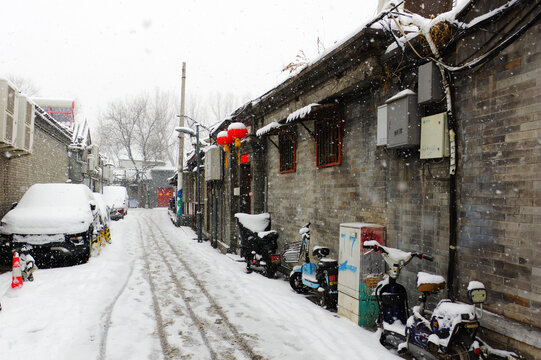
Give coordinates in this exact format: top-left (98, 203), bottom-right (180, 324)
top-left (114, 158), bottom-right (169, 208)
top-left (68, 120), bottom-right (113, 192)
top-left (32, 98), bottom-right (75, 129)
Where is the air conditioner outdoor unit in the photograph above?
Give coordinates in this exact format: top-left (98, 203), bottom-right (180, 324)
top-left (14, 95), bottom-right (35, 154)
top-left (87, 154), bottom-right (96, 173)
top-left (91, 144), bottom-right (99, 159)
top-left (0, 79), bottom-right (18, 148)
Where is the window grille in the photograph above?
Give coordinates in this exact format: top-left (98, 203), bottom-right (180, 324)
top-left (279, 132), bottom-right (296, 173)
top-left (315, 114), bottom-right (342, 167)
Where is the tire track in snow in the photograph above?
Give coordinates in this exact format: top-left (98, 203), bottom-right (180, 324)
top-left (145, 215), bottom-right (264, 360)
top-left (97, 244), bottom-right (136, 360)
top-left (142, 217), bottom-right (220, 360)
top-left (135, 216), bottom-right (178, 360)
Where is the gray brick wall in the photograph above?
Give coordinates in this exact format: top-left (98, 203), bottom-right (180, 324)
top-left (0, 122), bottom-right (70, 218)
top-left (454, 21), bottom-right (541, 329)
top-left (265, 91), bottom-right (449, 297)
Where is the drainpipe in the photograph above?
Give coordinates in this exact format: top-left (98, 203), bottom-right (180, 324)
top-left (421, 31), bottom-right (458, 301)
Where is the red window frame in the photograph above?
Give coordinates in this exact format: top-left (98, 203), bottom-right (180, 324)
top-left (279, 131), bottom-right (296, 173)
top-left (315, 114), bottom-right (342, 168)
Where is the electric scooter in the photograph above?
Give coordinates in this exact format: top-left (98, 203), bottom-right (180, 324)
top-left (363, 240), bottom-right (521, 360)
top-left (235, 213), bottom-right (281, 278)
top-left (287, 223), bottom-right (338, 309)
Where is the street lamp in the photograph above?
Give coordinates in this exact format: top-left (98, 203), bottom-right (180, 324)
top-left (175, 124), bottom-right (202, 243)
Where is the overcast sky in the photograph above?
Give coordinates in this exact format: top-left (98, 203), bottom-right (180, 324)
top-left (1, 0), bottom-right (379, 129)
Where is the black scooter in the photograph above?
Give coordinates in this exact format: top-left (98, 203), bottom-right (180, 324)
top-left (235, 213), bottom-right (281, 278)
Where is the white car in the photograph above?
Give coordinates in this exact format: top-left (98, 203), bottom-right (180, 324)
top-left (0, 183), bottom-right (100, 266)
top-left (103, 186), bottom-right (129, 220)
top-left (92, 192), bottom-right (111, 231)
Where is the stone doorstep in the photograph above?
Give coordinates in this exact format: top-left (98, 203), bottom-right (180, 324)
top-left (481, 309), bottom-right (541, 350)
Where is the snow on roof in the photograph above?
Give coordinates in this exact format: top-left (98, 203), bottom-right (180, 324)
top-left (151, 166), bottom-right (175, 171)
top-left (203, 144), bottom-right (219, 153)
top-left (71, 120), bottom-right (91, 146)
top-left (256, 121), bottom-right (282, 137)
top-left (386, 89), bottom-right (416, 103)
top-left (286, 103), bottom-right (320, 123)
top-left (32, 97), bottom-right (74, 108)
top-left (34, 106), bottom-right (73, 140)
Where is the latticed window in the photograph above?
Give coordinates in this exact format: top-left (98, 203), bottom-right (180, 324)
top-left (279, 132), bottom-right (296, 173)
top-left (315, 114), bottom-right (342, 167)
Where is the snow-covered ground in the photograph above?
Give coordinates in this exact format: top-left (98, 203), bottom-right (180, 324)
top-left (0, 208), bottom-right (400, 360)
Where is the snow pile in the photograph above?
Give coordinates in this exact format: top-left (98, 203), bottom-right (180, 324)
top-left (467, 280), bottom-right (485, 290)
top-left (257, 230), bottom-right (277, 238)
top-left (364, 240), bottom-right (413, 264)
top-left (386, 89), bottom-right (416, 103)
top-left (417, 271), bottom-right (445, 287)
top-left (234, 212), bottom-right (270, 232)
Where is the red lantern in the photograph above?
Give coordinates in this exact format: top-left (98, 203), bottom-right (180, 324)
top-left (216, 130), bottom-right (233, 168)
top-left (216, 130), bottom-right (233, 152)
top-left (227, 122), bottom-right (248, 147)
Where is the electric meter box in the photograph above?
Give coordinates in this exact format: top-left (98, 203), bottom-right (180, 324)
top-left (420, 112), bottom-right (449, 159)
top-left (376, 104), bottom-right (388, 146)
top-left (205, 146), bottom-right (222, 181)
top-left (338, 223), bottom-right (385, 326)
top-left (418, 61), bottom-right (443, 104)
top-left (386, 91), bottom-right (420, 148)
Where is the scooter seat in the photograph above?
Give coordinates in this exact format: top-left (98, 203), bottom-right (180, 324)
top-left (417, 271), bottom-right (446, 292)
top-left (317, 258), bottom-right (338, 269)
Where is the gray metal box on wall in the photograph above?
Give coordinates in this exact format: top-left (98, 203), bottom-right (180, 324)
top-left (418, 61), bottom-right (443, 104)
top-left (386, 90), bottom-right (420, 148)
top-left (205, 146), bottom-right (222, 181)
top-left (376, 104), bottom-right (387, 146)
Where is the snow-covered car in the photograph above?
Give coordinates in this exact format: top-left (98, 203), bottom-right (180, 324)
top-left (103, 186), bottom-right (129, 220)
top-left (92, 192), bottom-right (111, 231)
top-left (0, 183), bottom-right (100, 266)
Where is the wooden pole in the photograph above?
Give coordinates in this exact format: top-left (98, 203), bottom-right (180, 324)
top-left (177, 62), bottom-right (186, 222)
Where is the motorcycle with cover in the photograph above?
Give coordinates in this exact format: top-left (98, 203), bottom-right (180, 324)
top-left (235, 213), bottom-right (281, 278)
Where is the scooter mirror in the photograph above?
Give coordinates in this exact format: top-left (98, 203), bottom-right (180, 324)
top-left (468, 288), bottom-right (487, 304)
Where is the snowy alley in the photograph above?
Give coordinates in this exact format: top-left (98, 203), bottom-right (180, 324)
top-left (0, 208), bottom-right (399, 360)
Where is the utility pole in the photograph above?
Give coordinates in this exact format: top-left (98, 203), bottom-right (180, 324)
top-left (177, 62), bottom-right (186, 225)
top-left (195, 124), bottom-right (202, 242)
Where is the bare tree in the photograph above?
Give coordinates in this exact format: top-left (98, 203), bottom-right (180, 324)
top-left (207, 91), bottom-right (239, 124)
top-left (97, 91), bottom-right (178, 205)
top-left (6, 74), bottom-right (40, 96)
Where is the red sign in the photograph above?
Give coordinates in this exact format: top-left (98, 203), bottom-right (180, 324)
top-left (156, 187), bottom-right (174, 207)
top-left (240, 154), bottom-right (249, 164)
